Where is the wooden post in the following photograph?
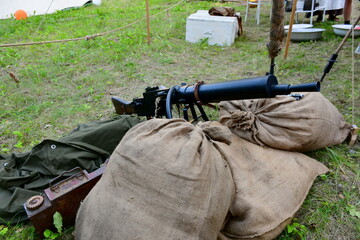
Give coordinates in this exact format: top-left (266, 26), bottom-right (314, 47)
top-left (284, 0), bottom-right (297, 59)
top-left (145, 0), bottom-right (151, 45)
top-left (348, 125), bottom-right (359, 146)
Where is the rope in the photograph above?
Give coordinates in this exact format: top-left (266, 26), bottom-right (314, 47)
top-left (36, 0), bottom-right (55, 33)
top-left (351, 25), bottom-right (355, 126)
top-left (0, 0), bottom-right (186, 48)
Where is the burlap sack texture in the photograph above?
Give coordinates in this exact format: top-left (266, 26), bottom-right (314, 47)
top-left (216, 134), bottom-right (329, 239)
top-left (75, 119), bottom-right (235, 240)
top-left (219, 92), bottom-right (352, 152)
top-left (75, 118), bottom-right (329, 240)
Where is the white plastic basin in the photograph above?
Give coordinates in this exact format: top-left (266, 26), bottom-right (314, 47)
top-left (284, 24), bottom-right (313, 30)
top-left (332, 24), bottom-right (360, 37)
top-left (286, 28), bottom-right (325, 41)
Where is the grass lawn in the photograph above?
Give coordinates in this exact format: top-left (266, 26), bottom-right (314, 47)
top-left (0, 0), bottom-right (359, 239)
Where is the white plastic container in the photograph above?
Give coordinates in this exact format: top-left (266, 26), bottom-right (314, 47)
top-left (332, 24), bottom-right (360, 37)
top-left (186, 10), bottom-right (239, 46)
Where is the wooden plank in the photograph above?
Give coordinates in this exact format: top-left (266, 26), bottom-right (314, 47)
top-left (348, 125), bottom-right (359, 146)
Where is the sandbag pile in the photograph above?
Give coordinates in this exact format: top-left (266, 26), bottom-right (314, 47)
top-left (219, 92), bottom-right (352, 152)
top-left (75, 119), bottom-right (235, 240)
top-left (75, 119), bottom-right (329, 240)
top-left (218, 134), bottom-right (328, 239)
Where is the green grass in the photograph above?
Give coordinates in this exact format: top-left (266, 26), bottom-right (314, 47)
top-left (0, 0), bottom-right (359, 239)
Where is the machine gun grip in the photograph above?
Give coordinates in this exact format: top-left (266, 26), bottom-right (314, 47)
top-left (111, 96), bottom-right (136, 115)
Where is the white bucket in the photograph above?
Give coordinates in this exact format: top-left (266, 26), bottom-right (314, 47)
top-left (92, 0), bottom-right (102, 6)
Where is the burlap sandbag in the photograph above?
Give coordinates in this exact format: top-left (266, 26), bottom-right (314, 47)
top-left (75, 119), bottom-right (235, 240)
top-left (216, 134), bottom-right (329, 240)
top-left (219, 92), bottom-right (352, 152)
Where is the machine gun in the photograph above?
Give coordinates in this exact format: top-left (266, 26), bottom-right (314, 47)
top-left (112, 75), bottom-right (320, 121)
top-left (23, 75), bottom-right (319, 235)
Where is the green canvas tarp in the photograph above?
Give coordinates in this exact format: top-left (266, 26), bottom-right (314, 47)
top-left (0, 115), bottom-right (142, 224)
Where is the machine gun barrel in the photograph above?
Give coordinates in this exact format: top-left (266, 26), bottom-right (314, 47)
top-left (174, 75), bottom-right (320, 104)
top-left (111, 75), bottom-right (320, 118)
top-left (271, 81), bottom-right (321, 95)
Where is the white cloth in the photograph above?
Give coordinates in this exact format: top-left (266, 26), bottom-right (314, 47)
top-left (320, 0), bottom-right (345, 10)
top-left (296, 0), bottom-right (345, 11)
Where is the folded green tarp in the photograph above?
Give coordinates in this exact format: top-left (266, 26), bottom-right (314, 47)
top-left (0, 115), bottom-right (142, 224)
